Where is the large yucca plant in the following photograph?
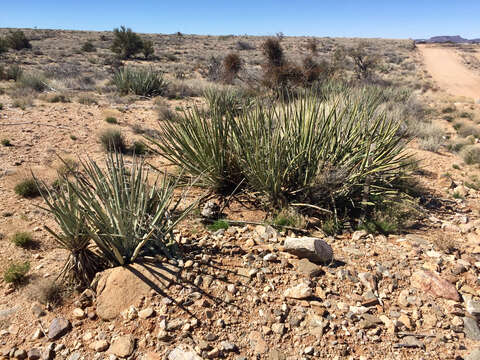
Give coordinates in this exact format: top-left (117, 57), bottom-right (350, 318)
top-left (113, 67), bottom-right (168, 97)
top-left (67, 152), bottom-right (193, 266)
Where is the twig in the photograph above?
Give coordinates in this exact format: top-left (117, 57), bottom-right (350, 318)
top-left (396, 332), bottom-right (436, 338)
top-left (202, 218), bottom-right (309, 234)
top-left (0, 122), bottom-right (71, 130)
top-left (290, 202), bottom-right (333, 214)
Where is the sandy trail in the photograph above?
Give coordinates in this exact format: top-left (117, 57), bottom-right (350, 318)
top-left (418, 45), bottom-right (480, 100)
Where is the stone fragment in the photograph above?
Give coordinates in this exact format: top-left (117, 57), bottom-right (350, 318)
top-left (283, 237), bottom-right (333, 264)
top-left (248, 331), bottom-right (268, 354)
top-left (283, 283), bottom-right (312, 299)
top-left (109, 335), bottom-right (135, 358)
top-left (168, 345), bottom-right (203, 360)
top-left (47, 317), bottom-right (71, 340)
top-left (464, 317), bottom-right (480, 341)
top-left (90, 340), bottom-right (109, 352)
top-left (138, 308), bottom-right (155, 319)
top-left (410, 269), bottom-right (460, 301)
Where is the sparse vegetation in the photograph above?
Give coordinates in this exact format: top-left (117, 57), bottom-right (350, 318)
top-left (113, 67), bottom-right (168, 97)
top-left (105, 116), bottom-right (118, 124)
top-left (14, 178), bottom-right (41, 198)
top-left (81, 40), bottom-right (96, 52)
top-left (223, 53), bottom-right (242, 83)
top-left (208, 219), bottom-right (229, 231)
top-left (1, 139), bottom-right (12, 147)
top-left (111, 26), bottom-right (144, 59)
top-left (460, 145), bottom-right (480, 165)
top-left (3, 262), bottom-right (30, 284)
top-left (6, 30), bottom-right (31, 50)
top-left (11, 231), bottom-right (34, 248)
top-left (142, 40), bottom-right (155, 59)
top-left (99, 129), bottom-right (127, 153)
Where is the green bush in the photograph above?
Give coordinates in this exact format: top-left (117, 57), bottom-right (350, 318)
top-left (6, 30), bottom-right (31, 50)
top-left (1, 139), bottom-right (11, 146)
top-left (142, 40), bottom-right (155, 59)
top-left (113, 67), bottom-right (168, 97)
top-left (14, 178), bottom-right (40, 198)
top-left (81, 40), bottom-right (96, 52)
top-left (0, 64), bottom-right (23, 81)
top-left (48, 152), bottom-right (194, 267)
top-left (99, 129), bottom-right (127, 153)
top-left (149, 85), bottom-right (412, 214)
top-left (111, 26), bottom-right (144, 59)
top-left (4, 262), bottom-right (30, 284)
top-left (208, 219), bottom-right (229, 231)
top-left (0, 37), bottom-right (8, 54)
top-left (132, 140), bottom-right (148, 155)
top-left (105, 116), bottom-right (118, 124)
top-left (11, 231), bottom-right (33, 248)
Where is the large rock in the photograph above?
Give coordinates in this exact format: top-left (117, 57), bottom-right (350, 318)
top-left (168, 345), bottom-right (203, 360)
top-left (47, 317), bottom-right (71, 340)
top-left (109, 335), bottom-right (135, 358)
top-left (410, 269), bottom-right (460, 301)
top-left (283, 237), bottom-right (333, 264)
top-left (96, 262), bottom-right (180, 320)
top-left (464, 317), bottom-right (480, 341)
top-left (465, 348), bottom-right (480, 360)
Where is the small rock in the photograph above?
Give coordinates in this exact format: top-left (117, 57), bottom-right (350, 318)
top-left (263, 253), bottom-right (277, 262)
top-left (90, 340), bottom-right (109, 352)
top-left (30, 303), bottom-right (45, 318)
top-left (248, 331), bottom-right (268, 354)
top-left (219, 341), bottom-right (236, 352)
top-left (304, 346), bottom-right (314, 355)
top-left (467, 300), bottom-right (480, 318)
top-left (109, 335), bottom-right (135, 358)
top-left (13, 349), bottom-right (27, 360)
top-left (464, 317), bottom-right (480, 341)
top-left (27, 348), bottom-right (41, 360)
top-left (168, 345), bottom-right (202, 360)
top-left (138, 308), bottom-right (155, 319)
top-left (283, 283), bottom-right (312, 299)
top-left (47, 317), bottom-right (71, 340)
top-left (271, 323), bottom-right (285, 335)
top-left (72, 308), bottom-right (85, 319)
top-left (283, 237), bottom-right (333, 264)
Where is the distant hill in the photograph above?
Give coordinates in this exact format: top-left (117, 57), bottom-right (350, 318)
top-left (416, 35), bottom-right (480, 44)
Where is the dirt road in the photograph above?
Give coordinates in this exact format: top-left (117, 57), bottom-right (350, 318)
top-left (418, 44), bottom-right (480, 100)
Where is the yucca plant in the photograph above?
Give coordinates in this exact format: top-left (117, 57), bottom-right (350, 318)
top-left (147, 104), bottom-right (242, 192)
top-left (113, 67), bottom-right (168, 97)
top-left (36, 180), bottom-right (103, 286)
top-left (203, 87), bottom-right (255, 117)
top-left (66, 152), bottom-right (193, 266)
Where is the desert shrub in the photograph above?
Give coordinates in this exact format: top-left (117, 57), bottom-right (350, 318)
top-left (48, 93), bottom-right (70, 103)
top-left (142, 40), bottom-right (155, 59)
top-left (26, 279), bottom-right (64, 306)
top-left (81, 40), bottom-right (96, 52)
top-left (223, 53), bottom-right (242, 84)
top-left (99, 129), bottom-right (127, 153)
top-left (203, 87), bottom-right (255, 116)
top-left (164, 81), bottom-right (202, 99)
top-left (57, 158), bottom-right (79, 177)
top-left (150, 87), bottom-right (411, 214)
top-left (1, 139), bottom-right (11, 146)
top-left (416, 122), bottom-right (445, 152)
top-left (461, 145), bottom-right (480, 165)
top-left (262, 38), bottom-right (284, 67)
top-left (51, 152), bottom-right (194, 267)
top-left (456, 122), bottom-right (480, 138)
top-left (3, 262), bottom-right (30, 284)
top-left (14, 178), bottom-right (40, 198)
top-left (348, 42), bottom-right (379, 79)
top-left (77, 95), bottom-right (98, 105)
top-left (448, 137), bottom-right (474, 152)
top-left (442, 106), bottom-right (456, 113)
top-left (460, 111), bottom-right (473, 119)
top-left (111, 26), bottom-right (144, 59)
top-left (305, 38), bottom-right (318, 54)
top-left (0, 38), bottom-right (8, 54)
top-left (0, 64), bottom-right (23, 81)
top-left (132, 140), bottom-right (148, 155)
top-left (18, 72), bottom-right (49, 92)
top-left (6, 30), bottom-right (31, 50)
top-left (11, 232), bottom-right (33, 248)
top-left (105, 116), bottom-right (118, 124)
top-left (208, 219), bottom-right (229, 231)
top-left (206, 56), bottom-right (222, 82)
top-left (236, 41), bottom-right (254, 51)
top-left (113, 67), bottom-right (168, 97)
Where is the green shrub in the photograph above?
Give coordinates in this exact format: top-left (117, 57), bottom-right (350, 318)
top-left (0, 103), bottom-right (3, 110)
top-left (442, 106), bottom-right (456, 114)
top-left (14, 178), bottom-right (40, 198)
top-left (47, 152), bottom-right (194, 267)
top-left (348, 42), bottom-right (379, 79)
top-left (77, 95), bottom-right (98, 105)
top-left (11, 232), bottom-right (33, 248)
top-left (460, 111), bottom-right (473, 119)
top-left (0, 37), bottom-right (8, 54)
top-left (81, 40), bottom-right (96, 52)
top-left (48, 94), bottom-right (70, 103)
top-left (99, 129), bottom-right (127, 153)
top-left (113, 67), bottom-right (168, 97)
top-left (132, 140), bottom-right (148, 155)
top-left (1, 139), bottom-right (11, 146)
top-left (208, 219), bottom-right (229, 231)
top-left (142, 40), bottom-right (155, 59)
top-left (111, 26), bottom-right (144, 59)
top-left (3, 262), bottom-right (30, 284)
top-left (0, 64), bottom-right (23, 81)
top-left (461, 145), bottom-right (480, 165)
top-left (457, 123), bottom-right (480, 138)
top-left (105, 116), bottom-right (118, 124)
top-left (6, 30), bottom-right (31, 50)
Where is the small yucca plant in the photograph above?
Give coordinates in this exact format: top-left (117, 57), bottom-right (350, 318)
top-left (64, 152), bottom-right (194, 266)
top-left (113, 67), bottom-right (168, 97)
top-left (36, 179), bottom-right (103, 286)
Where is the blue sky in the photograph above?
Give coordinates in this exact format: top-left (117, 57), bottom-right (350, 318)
top-left (1, 1), bottom-right (479, 39)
